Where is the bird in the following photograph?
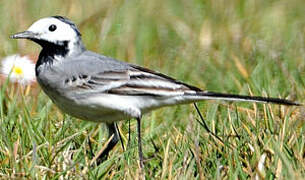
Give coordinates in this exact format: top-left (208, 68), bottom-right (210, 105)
top-left (11, 16), bottom-right (300, 168)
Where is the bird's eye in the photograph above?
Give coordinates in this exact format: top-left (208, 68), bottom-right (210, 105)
top-left (48, 24), bottom-right (57, 32)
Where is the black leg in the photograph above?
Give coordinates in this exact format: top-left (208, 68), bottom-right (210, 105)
top-left (193, 103), bottom-right (233, 149)
top-left (137, 117), bottom-right (144, 169)
top-left (96, 123), bottom-right (119, 164)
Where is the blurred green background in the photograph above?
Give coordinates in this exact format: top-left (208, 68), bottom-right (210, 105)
top-left (0, 0), bottom-right (304, 179)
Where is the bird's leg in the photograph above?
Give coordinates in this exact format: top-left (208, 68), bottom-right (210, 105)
top-left (96, 123), bottom-right (119, 164)
top-left (193, 103), bottom-right (233, 149)
top-left (137, 117), bottom-right (144, 169)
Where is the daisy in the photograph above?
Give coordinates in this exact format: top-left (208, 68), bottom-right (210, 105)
top-left (1, 54), bottom-right (36, 85)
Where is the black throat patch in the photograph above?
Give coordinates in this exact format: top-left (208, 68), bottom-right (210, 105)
top-left (36, 39), bottom-right (70, 58)
top-left (35, 40), bottom-right (70, 76)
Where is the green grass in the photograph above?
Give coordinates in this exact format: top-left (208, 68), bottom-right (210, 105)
top-left (0, 0), bottom-right (304, 179)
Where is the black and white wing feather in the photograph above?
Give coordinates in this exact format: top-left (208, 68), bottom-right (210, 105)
top-left (108, 64), bottom-right (201, 97)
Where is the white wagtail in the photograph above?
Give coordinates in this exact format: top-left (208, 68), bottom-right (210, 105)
top-left (11, 16), bottom-right (301, 168)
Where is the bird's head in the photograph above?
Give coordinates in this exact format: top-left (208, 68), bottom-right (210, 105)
top-left (11, 16), bottom-right (85, 56)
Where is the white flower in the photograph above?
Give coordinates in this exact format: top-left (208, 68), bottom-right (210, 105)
top-left (1, 54), bottom-right (36, 85)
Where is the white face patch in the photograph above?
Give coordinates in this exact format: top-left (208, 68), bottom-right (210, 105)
top-left (27, 17), bottom-right (78, 44)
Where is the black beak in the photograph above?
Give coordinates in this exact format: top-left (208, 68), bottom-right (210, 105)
top-left (10, 31), bottom-right (38, 39)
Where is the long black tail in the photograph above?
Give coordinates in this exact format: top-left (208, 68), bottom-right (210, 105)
top-left (191, 91), bottom-right (301, 106)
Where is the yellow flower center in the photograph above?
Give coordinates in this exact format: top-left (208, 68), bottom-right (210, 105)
top-left (13, 66), bottom-right (23, 76)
